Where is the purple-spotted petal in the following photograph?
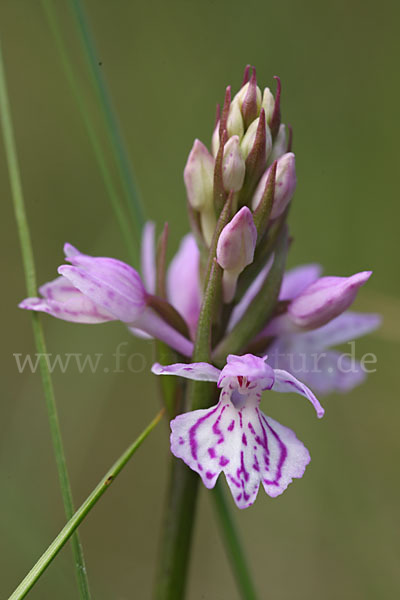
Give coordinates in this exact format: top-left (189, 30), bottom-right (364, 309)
top-left (271, 369), bottom-right (324, 418)
top-left (167, 234), bottom-right (201, 339)
top-left (19, 276), bottom-right (114, 324)
top-left (279, 263), bottom-right (323, 301)
top-left (259, 413), bottom-right (310, 498)
top-left (218, 354), bottom-right (275, 390)
top-left (141, 222), bottom-right (156, 294)
top-left (152, 361), bottom-right (220, 382)
top-left (170, 393), bottom-right (310, 508)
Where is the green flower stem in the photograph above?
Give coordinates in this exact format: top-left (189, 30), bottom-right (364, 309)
top-left (153, 458), bottom-right (200, 600)
top-left (69, 0), bottom-right (145, 238)
top-left (7, 410), bottom-right (164, 600)
top-left (41, 0), bottom-right (139, 266)
top-left (154, 261), bottom-right (220, 599)
top-left (0, 40), bottom-right (90, 599)
top-left (212, 481), bottom-right (259, 600)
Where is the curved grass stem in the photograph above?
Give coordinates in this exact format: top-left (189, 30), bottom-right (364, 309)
top-left (0, 39), bottom-right (91, 600)
top-left (7, 410), bottom-right (164, 600)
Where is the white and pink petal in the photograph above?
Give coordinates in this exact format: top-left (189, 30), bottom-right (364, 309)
top-left (170, 392), bottom-right (311, 509)
top-left (218, 354), bottom-right (275, 390)
top-left (152, 361), bottom-right (220, 382)
top-left (271, 369), bottom-right (325, 418)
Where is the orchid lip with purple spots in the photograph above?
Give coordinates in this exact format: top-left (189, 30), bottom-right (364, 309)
top-left (152, 353), bottom-right (324, 509)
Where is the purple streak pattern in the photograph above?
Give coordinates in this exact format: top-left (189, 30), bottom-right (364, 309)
top-left (155, 353), bottom-right (321, 508)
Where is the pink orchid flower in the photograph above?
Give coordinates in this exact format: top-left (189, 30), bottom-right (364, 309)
top-left (152, 353), bottom-right (324, 509)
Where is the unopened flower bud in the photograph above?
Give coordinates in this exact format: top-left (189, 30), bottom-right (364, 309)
top-left (184, 139), bottom-right (214, 211)
top-left (233, 81), bottom-right (262, 116)
top-left (269, 123), bottom-right (287, 163)
top-left (252, 152), bottom-right (296, 219)
top-left (212, 102), bottom-right (245, 158)
top-left (261, 87), bottom-right (275, 124)
top-left (222, 136), bottom-right (246, 192)
top-left (288, 271), bottom-right (373, 330)
top-left (184, 139), bottom-right (216, 246)
top-left (217, 207), bottom-right (257, 302)
top-left (240, 117), bottom-right (272, 160)
top-left (227, 99), bottom-right (245, 139)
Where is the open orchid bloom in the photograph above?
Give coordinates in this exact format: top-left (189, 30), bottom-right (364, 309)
top-left (152, 354), bottom-right (324, 509)
top-left (264, 268), bottom-right (372, 335)
top-left (19, 242), bottom-right (193, 357)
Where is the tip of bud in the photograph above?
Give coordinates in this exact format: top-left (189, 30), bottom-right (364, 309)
top-left (270, 76), bottom-right (282, 139)
top-left (242, 67), bottom-right (260, 128)
top-left (219, 86), bottom-right (232, 139)
top-left (242, 64), bottom-right (251, 86)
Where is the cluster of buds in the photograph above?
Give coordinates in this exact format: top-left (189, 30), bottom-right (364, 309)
top-left (184, 66), bottom-right (295, 253)
top-left (20, 67), bottom-right (379, 509)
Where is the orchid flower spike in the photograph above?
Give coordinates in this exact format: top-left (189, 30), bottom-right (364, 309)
top-left (152, 353), bottom-right (324, 509)
top-left (19, 243), bottom-right (193, 356)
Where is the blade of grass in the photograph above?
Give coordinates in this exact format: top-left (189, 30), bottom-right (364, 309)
top-left (7, 409), bottom-right (164, 600)
top-left (41, 0), bottom-right (139, 266)
top-left (69, 0), bottom-right (145, 238)
top-left (0, 40), bottom-right (91, 599)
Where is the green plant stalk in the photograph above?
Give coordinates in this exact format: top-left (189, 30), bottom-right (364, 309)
top-left (7, 410), bottom-right (164, 600)
top-left (41, 0), bottom-right (139, 266)
top-left (212, 481), bottom-right (259, 600)
top-left (153, 456), bottom-right (200, 600)
top-left (0, 40), bottom-right (91, 600)
top-left (69, 0), bottom-right (145, 238)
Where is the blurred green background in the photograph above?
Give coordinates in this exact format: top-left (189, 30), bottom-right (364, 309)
top-left (1, 0), bottom-right (399, 598)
